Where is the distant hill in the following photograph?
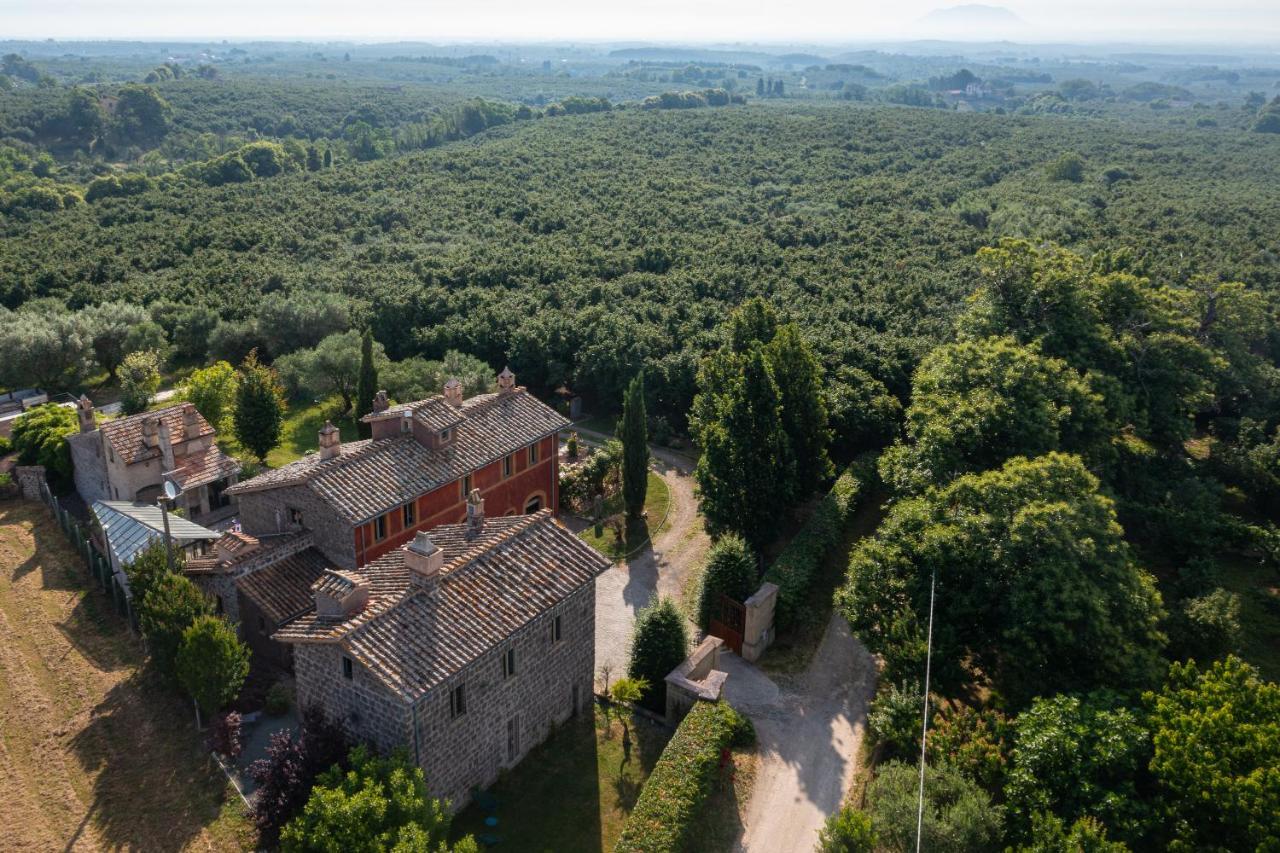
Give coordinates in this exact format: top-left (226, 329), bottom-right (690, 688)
top-left (607, 47), bottom-right (827, 68)
top-left (920, 4), bottom-right (1024, 27)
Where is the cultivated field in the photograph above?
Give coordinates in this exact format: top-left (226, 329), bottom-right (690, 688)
top-left (0, 500), bottom-right (254, 852)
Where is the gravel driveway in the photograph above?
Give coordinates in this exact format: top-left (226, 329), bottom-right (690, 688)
top-left (584, 432), bottom-right (709, 689)
top-left (721, 615), bottom-right (877, 853)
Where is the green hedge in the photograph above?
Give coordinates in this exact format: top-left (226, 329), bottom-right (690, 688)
top-left (614, 701), bottom-right (755, 853)
top-left (763, 461), bottom-right (872, 632)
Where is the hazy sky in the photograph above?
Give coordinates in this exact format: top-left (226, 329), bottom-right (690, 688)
top-left (2, 0), bottom-right (1277, 44)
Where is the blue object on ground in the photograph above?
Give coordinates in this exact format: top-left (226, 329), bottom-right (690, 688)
top-left (485, 816), bottom-right (498, 827)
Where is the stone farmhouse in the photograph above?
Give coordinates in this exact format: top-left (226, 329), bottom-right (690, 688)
top-left (68, 398), bottom-right (240, 522)
top-left (224, 368), bottom-right (568, 570)
top-left (275, 499), bottom-right (609, 811)
top-left (184, 368), bottom-right (572, 670)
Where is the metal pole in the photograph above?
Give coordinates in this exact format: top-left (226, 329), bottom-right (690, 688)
top-left (915, 566), bottom-right (938, 853)
top-left (160, 496), bottom-right (175, 572)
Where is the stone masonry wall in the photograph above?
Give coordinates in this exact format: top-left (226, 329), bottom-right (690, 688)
top-left (67, 432), bottom-right (108, 505)
top-left (290, 582), bottom-right (596, 813)
top-left (294, 643), bottom-right (412, 755)
top-left (412, 583), bottom-right (597, 811)
top-left (237, 485), bottom-right (356, 568)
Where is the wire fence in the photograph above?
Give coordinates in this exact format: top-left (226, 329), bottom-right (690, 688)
top-left (35, 481), bottom-right (136, 631)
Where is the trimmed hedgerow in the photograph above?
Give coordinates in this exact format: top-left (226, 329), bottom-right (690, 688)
top-left (763, 461), bottom-right (872, 631)
top-left (614, 700), bottom-right (755, 853)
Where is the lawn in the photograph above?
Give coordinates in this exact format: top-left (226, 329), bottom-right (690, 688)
top-left (578, 471), bottom-right (671, 560)
top-left (219, 395), bottom-right (359, 469)
top-left (0, 500), bottom-right (256, 852)
top-left (450, 705), bottom-right (671, 852)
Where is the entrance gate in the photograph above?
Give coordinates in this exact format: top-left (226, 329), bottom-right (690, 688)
top-left (709, 594), bottom-right (746, 655)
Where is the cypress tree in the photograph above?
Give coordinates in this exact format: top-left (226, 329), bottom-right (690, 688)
top-left (355, 328), bottom-right (377, 438)
top-left (693, 345), bottom-right (794, 549)
top-left (621, 371), bottom-right (649, 520)
top-left (766, 324), bottom-right (833, 491)
top-left (234, 349), bottom-right (284, 464)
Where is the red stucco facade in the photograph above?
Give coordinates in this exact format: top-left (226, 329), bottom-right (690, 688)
top-left (353, 434), bottom-right (559, 566)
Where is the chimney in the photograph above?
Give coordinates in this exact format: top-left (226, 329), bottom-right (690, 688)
top-left (443, 378), bottom-right (463, 408)
top-left (141, 416), bottom-right (160, 448)
top-left (465, 488), bottom-right (485, 539)
top-left (77, 395), bottom-right (96, 433)
top-left (372, 390), bottom-right (390, 414)
top-left (497, 366), bottom-right (516, 395)
top-left (318, 420), bottom-right (341, 460)
top-left (404, 531), bottom-right (444, 585)
top-left (157, 419), bottom-right (176, 470)
top-left (182, 403), bottom-right (199, 435)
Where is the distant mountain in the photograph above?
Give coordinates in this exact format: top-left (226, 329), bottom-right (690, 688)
top-left (920, 4), bottom-right (1024, 27)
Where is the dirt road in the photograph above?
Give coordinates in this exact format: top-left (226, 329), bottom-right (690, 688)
top-left (721, 615), bottom-right (877, 853)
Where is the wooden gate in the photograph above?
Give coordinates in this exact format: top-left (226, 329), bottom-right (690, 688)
top-left (709, 594), bottom-right (746, 655)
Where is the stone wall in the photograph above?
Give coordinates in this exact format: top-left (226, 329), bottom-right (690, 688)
top-left (238, 486), bottom-right (355, 568)
top-left (66, 432), bottom-right (109, 505)
top-left (411, 583), bottom-right (597, 811)
top-left (14, 465), bottom-right (47, 501)
top-left (291, 581), bottom-right (596, 813)
top-left (664, 635), bottom-right (728, 725)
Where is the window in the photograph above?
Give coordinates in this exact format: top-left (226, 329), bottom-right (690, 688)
top-left (503, 454), bottom-right (513, 478)
top-left (502, 648), bottom-right (516, 679)
top-left (524, 495), bottom-right (542, 513)
top-left (507, 716), bottom-right (520, 762)
top-left (450, 683), bottom-right (467, 718)
top-left (529, 442), bottom-right (539, 465)
top-left (258, 615), bottom-right (266, 632)
top-left (440, 428), bottom-right (451, 443)
top-left (402, 502), bottom-right (416, 527)
top-left (215, 595), bottom-right (224, 615)
top-left (342, 656), bottom-right (354, 680)
top-left (552, 614), bottom-right (563, 643)
top-left (461, 474), bottom-right (472, 499)
top-left (289, 507), bottom-right (304, 526)
top-left (374, 514), bottom-right (387, 541)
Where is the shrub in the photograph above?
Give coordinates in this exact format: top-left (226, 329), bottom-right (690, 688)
top-left (818, 806), bottom-right (877, 853)
top-left (559, 439), bottom-right (622, 513)
top-left (176, 614), bottom-right (250, 716)
top-left (11, 403), bottom-right (77, 487)
top-left (614, 701), bottom-right (754, 853)
top-left (696, 534), bottom-right (758, 630)
top-left (249, 705), bottom-right (351, 848)
top-left (627, 598), bottom-right (689, 712)
top-left (866, 761), bottom-right (1003, 852)
top-left (207, 711), bottom-right (243, 759)
top-left (138, 571), bottom-right (211, 681)
top-left (0, 434), bottom-right (11, 455)
top-left (1046, 152), bottom-right (1086, 182)
top-left (1168, 587), bottom-right (1242, 663)
top-left (868, 680), bottom-right (922, 762)
top-left (119, 349), bottom-right (162, 415)
top-left (266, 680), bottom-right (293, 716)
top-left (762, 462), bottom-right (868, 631)
top-left (926, 704), bottom-right (1012, 790)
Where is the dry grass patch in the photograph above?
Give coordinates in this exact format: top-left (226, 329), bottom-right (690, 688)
top-left (0, 500), bottom-right (255, 852)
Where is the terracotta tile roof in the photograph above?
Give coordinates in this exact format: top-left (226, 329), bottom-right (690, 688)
top-left (167, 443), bottom-right (240, 491)
top-left (185, 530), bottom-right (311, 576)
top-left (275, 510), bottom-right (609, 701)
top-left (100, 403), bottom-right (215, 466)
top-left (226, 388), bottom-right (569, 524)
top-left (312, 568), bottom-right (365, 597)
top-left (235, 547), bottom-right (336, 626)
top-left (365, 395), bottom-right (466, 433)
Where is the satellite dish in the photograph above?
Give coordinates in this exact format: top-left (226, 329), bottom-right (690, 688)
top-left (163, 480), bottom-right (180, 501)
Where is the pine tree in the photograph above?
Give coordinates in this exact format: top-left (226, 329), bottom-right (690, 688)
top-left (756, 77), bottom-right (766, 97)
top-left (234, 349), bottom-right (284, 464)
top-left (693, 345), bottom-right (794, 548)
top-left (620, 371), bottom-right (649, 519)
top-left (355, 328), bottom-right (377, 439)
top-left (766, 324), bottom-right (833, 490)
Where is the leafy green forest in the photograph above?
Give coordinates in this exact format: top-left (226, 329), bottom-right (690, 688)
top-left (2, 39), bottom-right (1279, 852)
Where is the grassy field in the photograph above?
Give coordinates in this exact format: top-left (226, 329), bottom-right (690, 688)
top-left (0, 500), bottom-right (256, 852)
top-left (578, 471), bottom-right (671, 560)
top-left (218, 395), bottom-right (359, 469)
top-left (451, 705), bottom-right (671, 852)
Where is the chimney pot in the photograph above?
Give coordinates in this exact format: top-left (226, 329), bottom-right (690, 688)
top-left (77, 395), bottom-right (96, 433)
top-left (318, 420), bottom-right (341, 460)
top-left (465, 488), bottom-right (485, 539)
top-left (405, 531), bottom-right (444, 583)
top-left (372, 390), bottom-right (390, 413)
top-left (497, 366), bottom-right (516, 394)
top-left (443, 378), bottom-right (463, 408)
